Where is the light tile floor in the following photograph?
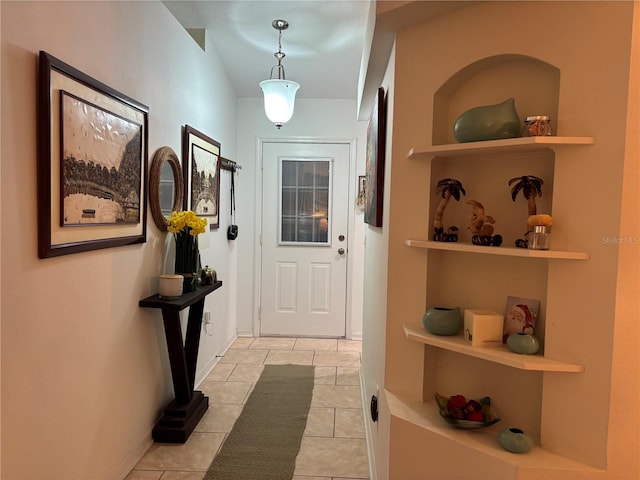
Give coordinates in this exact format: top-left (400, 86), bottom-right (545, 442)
top-left (126, 337), bottom-right (369, 480)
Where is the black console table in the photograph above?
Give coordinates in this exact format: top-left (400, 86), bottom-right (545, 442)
top-left (139, 280), bottom-right (222, 443)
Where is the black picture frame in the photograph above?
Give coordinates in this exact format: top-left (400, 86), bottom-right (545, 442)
top-left (182, 125), bottom-right (221, 229)
top-left (37, 51), bottom-right (149, 258)
top-left (364, 87), bottom-right (386, 227)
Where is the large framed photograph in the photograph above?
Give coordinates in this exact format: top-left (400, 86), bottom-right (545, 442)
top-left (182, 125), bottom-right (221, 229)
top-left (37, 51), bottom-right (148, 258)
top-left (364, 87), bottom-right (386, 227)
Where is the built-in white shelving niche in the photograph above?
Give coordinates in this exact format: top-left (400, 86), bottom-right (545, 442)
top-left (405, 239), bottom-right (590, 260)
top-left (386, 389), bottom-right (601, 474)
top-left (408, 136), bottom-right (595, 160)
top-left (404, 325), bottom-right (584, 372)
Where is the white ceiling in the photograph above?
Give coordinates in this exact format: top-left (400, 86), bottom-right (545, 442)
top-left (163, 0), bottom-right (371, 100)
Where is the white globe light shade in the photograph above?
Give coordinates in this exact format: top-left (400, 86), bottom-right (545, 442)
top-left (259, 79), bottom-right (300, 128)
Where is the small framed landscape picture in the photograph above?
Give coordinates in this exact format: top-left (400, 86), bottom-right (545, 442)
top-left (503, 296), bottom-right (540, 342)
top-left (182, 125), bottom-right (221, 229)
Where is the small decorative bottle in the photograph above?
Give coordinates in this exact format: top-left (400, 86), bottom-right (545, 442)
top-left (528, 225), bottom-right (551, 250)
top-left (522, 115), bottom-right (552, 136)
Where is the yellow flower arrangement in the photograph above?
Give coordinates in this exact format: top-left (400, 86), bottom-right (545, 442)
top-left (167, 210), bottom-right (207, 236)
top-left (167, 211), bottom-right (207, 286)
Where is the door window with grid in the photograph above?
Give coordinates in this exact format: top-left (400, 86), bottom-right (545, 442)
top-left (280, 159), bottom-right (331, 245)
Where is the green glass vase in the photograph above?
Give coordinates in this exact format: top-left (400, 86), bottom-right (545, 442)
top-left (506, 333), bottom-right (540, 355)
top-left (498, 427), bottom-right (533, 453)
top-left (453, 97), bottom-right (521, 143)
top-left (422, 307), bottom-right (462, 336)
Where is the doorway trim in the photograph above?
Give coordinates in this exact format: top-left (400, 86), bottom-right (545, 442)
top-left (252, 136), bottom-right (358, 338)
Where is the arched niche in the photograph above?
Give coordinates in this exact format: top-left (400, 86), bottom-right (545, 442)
top-left (433, 54), bottom-right (561, 145)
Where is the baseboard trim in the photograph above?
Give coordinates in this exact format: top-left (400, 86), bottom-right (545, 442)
top-left (195, 332), bottom-right (237, 388)
top-left (360, 368), bottom-right (377, 480)
top-left (111, 433), bottom-right (153, 480)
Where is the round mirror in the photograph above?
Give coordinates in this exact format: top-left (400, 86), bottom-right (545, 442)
top-left (149, 146), bottom-right (184, 231)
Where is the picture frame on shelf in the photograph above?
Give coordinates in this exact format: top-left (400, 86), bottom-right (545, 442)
top-left (182, 125), bottom-right (221, 229)
top-left (364, 87), bottom-right (386, 227)
top-left (503, 296), bottom-right (540, 342)
top-left (37, 50), bottom-right (149, 259)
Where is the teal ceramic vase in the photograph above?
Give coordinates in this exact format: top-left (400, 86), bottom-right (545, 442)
top-left (498, 427), bottom-right (533, 453)
top-left (506, 333), bottom-right (540, 355)
top-left (423, 307), bottom-right (462, 336)
top-left (453, 97), bottom-right (521, 143)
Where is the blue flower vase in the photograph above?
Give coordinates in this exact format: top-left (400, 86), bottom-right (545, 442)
top-left (506, 333), bottom-right (540, 355)
top-left (498, 427), bottom-right (533, 453)
top-left (422, 307), bottom-right (462, 336)
top-left (453, 97), bottom-right (521, 143)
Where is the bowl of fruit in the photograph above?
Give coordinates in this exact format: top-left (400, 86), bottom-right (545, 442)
top-left (435, 393), bottom-right (501, 429)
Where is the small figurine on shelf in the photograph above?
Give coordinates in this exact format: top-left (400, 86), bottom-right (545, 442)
top-left (509, 175), bottom-right (544, 248)
top-left (201, 265), bottom-right (217, 285)
top-left (467, 200), bottom-right (503, 246)
top-left (433, 178), bottom-right (465, 242)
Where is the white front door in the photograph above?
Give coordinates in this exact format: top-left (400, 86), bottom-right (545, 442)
top-left (260, 142), bottom-right (350, 337)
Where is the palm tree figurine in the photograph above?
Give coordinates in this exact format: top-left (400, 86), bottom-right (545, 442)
top-left (433, 178), bottom-right (465, 242)
top-left (509, 175), bottom-right (544, 248)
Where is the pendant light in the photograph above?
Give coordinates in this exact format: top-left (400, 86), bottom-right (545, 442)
top-left (259, 19), bottom-right (300, 129)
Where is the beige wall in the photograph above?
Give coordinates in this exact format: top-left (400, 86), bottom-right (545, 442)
top-left (363, 1), bottom-right (640, 479)
top-left (0, 3), bottom-right (3, 474)
top-left (360, 39), bottom-right (396, 480)
top-left (1, 2), bottom-right (239, 478)
top-left (610, 2), bottom-right (640, 475)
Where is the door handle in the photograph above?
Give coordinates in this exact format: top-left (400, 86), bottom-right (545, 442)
top-left (338, 248), bottom-right (345, 255)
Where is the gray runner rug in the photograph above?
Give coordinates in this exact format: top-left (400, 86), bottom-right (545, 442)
top-left (204, 364), bottom-right (315, 480)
